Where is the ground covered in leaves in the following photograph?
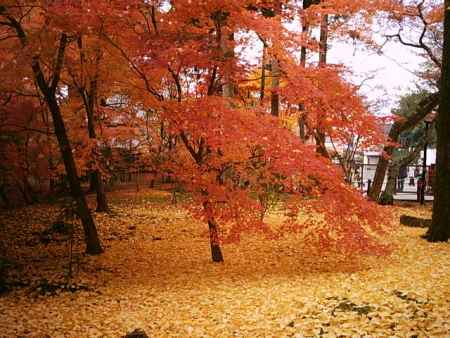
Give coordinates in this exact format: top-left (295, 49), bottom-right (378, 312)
top-left (0, 190), bottom-right (449, 337)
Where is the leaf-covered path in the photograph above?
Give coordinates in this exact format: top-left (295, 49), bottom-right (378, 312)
top-left (1, 190), bottom-right (449, 337)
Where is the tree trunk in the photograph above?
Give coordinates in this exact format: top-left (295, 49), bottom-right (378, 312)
top-left (368, 93), bottom-right (439, 200)
top-left (379, 165), bottom-right (398, 205)
top-left (428, 2), bottom-right (450, 242)
top-left (369, 153), bottom-right (389, 201)
top-left (379, 134), bottom-right (430, 205)
top-left (208, 219), bottom-right (224, 263)
top-left (319, 14), bottom-right (328, 66)
top-left (78, 35), bottom-right (109, 213)
top-left (370, 95), bottom-right (439, 201)
top-left (31, 35), bottom-right (103, 255)
top-left (300, 0), bottom-right (318, 66)
top-left (260, 46), bottom-right (266, 102)
top-left (93, 171), bottom-right (108, 212)
top-left (202, 201), bottom-right (224, 262)
top-left (298, 0), bottom-right (315, 142)
top-left (314, 13), bottom-right (330, 157)
top-left (17, 180), bottom-right (33, 205)
top-left (0, 186), bottom-right (10, 208)
top-left (298, 109), bottom-right (306, 142)
top-left (270, 57), bottom-right (280, 117)
top-left (314, 132), bottom-right (329, 158)
top-left (220, 31), bottom-right (235, 99)
top-left (46, 95), bottom-right (103, 254)
top-left (1, 18), bottom-right (101, 250)
top-left (88, 172), bottom-right (98, 192)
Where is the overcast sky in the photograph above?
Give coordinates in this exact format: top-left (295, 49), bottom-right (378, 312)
top-left (329, 39), bottom-right (424, 115)
top-left (239, 30), bottom-right (426, 117)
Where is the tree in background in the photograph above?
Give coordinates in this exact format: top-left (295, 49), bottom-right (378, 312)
top-left (1, 0), bottom-right (421, 261)
top-left (369, 0), bottom-right (443, 201)
top-left (0, 2), bottom-right (113, 254)
top-left (378, 91), bottom-right (437, 205)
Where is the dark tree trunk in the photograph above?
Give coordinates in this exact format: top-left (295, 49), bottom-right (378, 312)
top-left (298, 112), bottom-right (306, 142)
top-left (78, 35), bottom-right (109, 213)
top-left (300, 0), bottom-right (319, 66)
top-left (23, 178), bottom-right (38, 204)
top-left (298, 0), bottom-right (316, 142)
top-left (314, 131), bottom-right (329, 158)
top-left (93, 171), bottom-right (108, 212)
top-left (3, 17), bottom-right (101, 252)
top-left (260, 46), bottom-right (266, 102)
top-left (45, 95), bottom-right (103, 254)
top-left (319, 14), bottom-right (328, 66)
top-left (202, 200), bottom-right (224, 263)
top-left (270, 57), bottom-right (280, 117)
top-left (0, 186), bottom-right (10, 208)
top-left (208, 219), bottom-right (224, 263)
top-left (314, 13), bottom-right (330, 157)
top-left (18, 180), bottom-right (33, 205)
top-left (31, 35), bottom-right (103, 255)
top-left (428, 3), bottom-right (450, 242)
top-left (269, 2), bottom-right (282, 117)
top-left (369, 93), bottom-right (439, 201)
top-left (88, 172), bottom-right (98, 192)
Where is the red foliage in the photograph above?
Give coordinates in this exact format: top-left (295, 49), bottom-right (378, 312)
top-left (0, 0), bottom-right (401, 256)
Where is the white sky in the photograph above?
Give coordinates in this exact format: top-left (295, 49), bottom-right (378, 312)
top-left (329, 39), bottom-right (424, 115)
top-left (238, 27), bottom-right (426, 117)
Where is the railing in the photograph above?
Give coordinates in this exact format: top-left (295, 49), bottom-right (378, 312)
top-left (348, 163), bottom-right (435, 201)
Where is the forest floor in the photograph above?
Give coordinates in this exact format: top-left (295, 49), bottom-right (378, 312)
top-left (0, 189), bottom-right (449, 337)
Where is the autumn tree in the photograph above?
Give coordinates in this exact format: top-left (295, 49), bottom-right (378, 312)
top-left (0, 2), bottom-right (103, 254)
top-left (106, 1), bottom-right (392, 262)
top-left (66, 34), bottom-right (110, 212)
top-left (369, 0), bottom-right (443, 201)
top-left (1, 0), bottom-right (395, 262)
top-left (378, 91), bottom-right (437, 205)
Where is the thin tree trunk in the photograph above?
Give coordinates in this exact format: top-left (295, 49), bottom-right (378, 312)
top-left (17, 180), bottom-right (33, 205)
top-left (23, 177), bottom-right (38, 204)
top-left (260, 46), bottom-right (266, 102)
top-left (428, 2), bottom-right (450, 242)
top-left (88, 172), bottom-right (98, 192)
top-left (368, 93), bottom-right (439, 200)
top-left (220, 29), bottom-right (234, 99)
top-left (270, 57), bottom-right (280, 117)
top-left (269, 2), bottom-right (282, 117)
top-left (44, 94), bottom-right (103, 254)
top-left (379, 165), bottom-right (398, 205)
top-left (30, 34), bottom-right (103, 255)
top-left (78, 36), bottom-right (109, 212)
top-left (208, 219), bottom-right (224, 263)
top-left (0, 186), bottom-right (10, 208)
top-left (314, 12), bottom-right (329, 157)
top-left (298, 108), bottom-right (306, 142)
top-left (319, 14), bottom-right (328, 66)
top-left (314, 132), bottom-right (329, 158)
top-left (298, 0), bottom-right (314, 142)
top-left (300, 0), bottom-right (318, 67)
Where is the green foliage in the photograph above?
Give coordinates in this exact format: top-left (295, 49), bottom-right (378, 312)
top-left (393, 90), bottom-right (437, 159)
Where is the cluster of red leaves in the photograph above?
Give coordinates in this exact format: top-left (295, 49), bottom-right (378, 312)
top-left (0, 0), bottom-right (410, 256)
top-left (159, 96), bottom-right (392, 255)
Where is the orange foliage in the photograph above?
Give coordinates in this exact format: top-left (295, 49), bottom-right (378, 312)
top-left (3, 0), bottom-right (429, 257)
